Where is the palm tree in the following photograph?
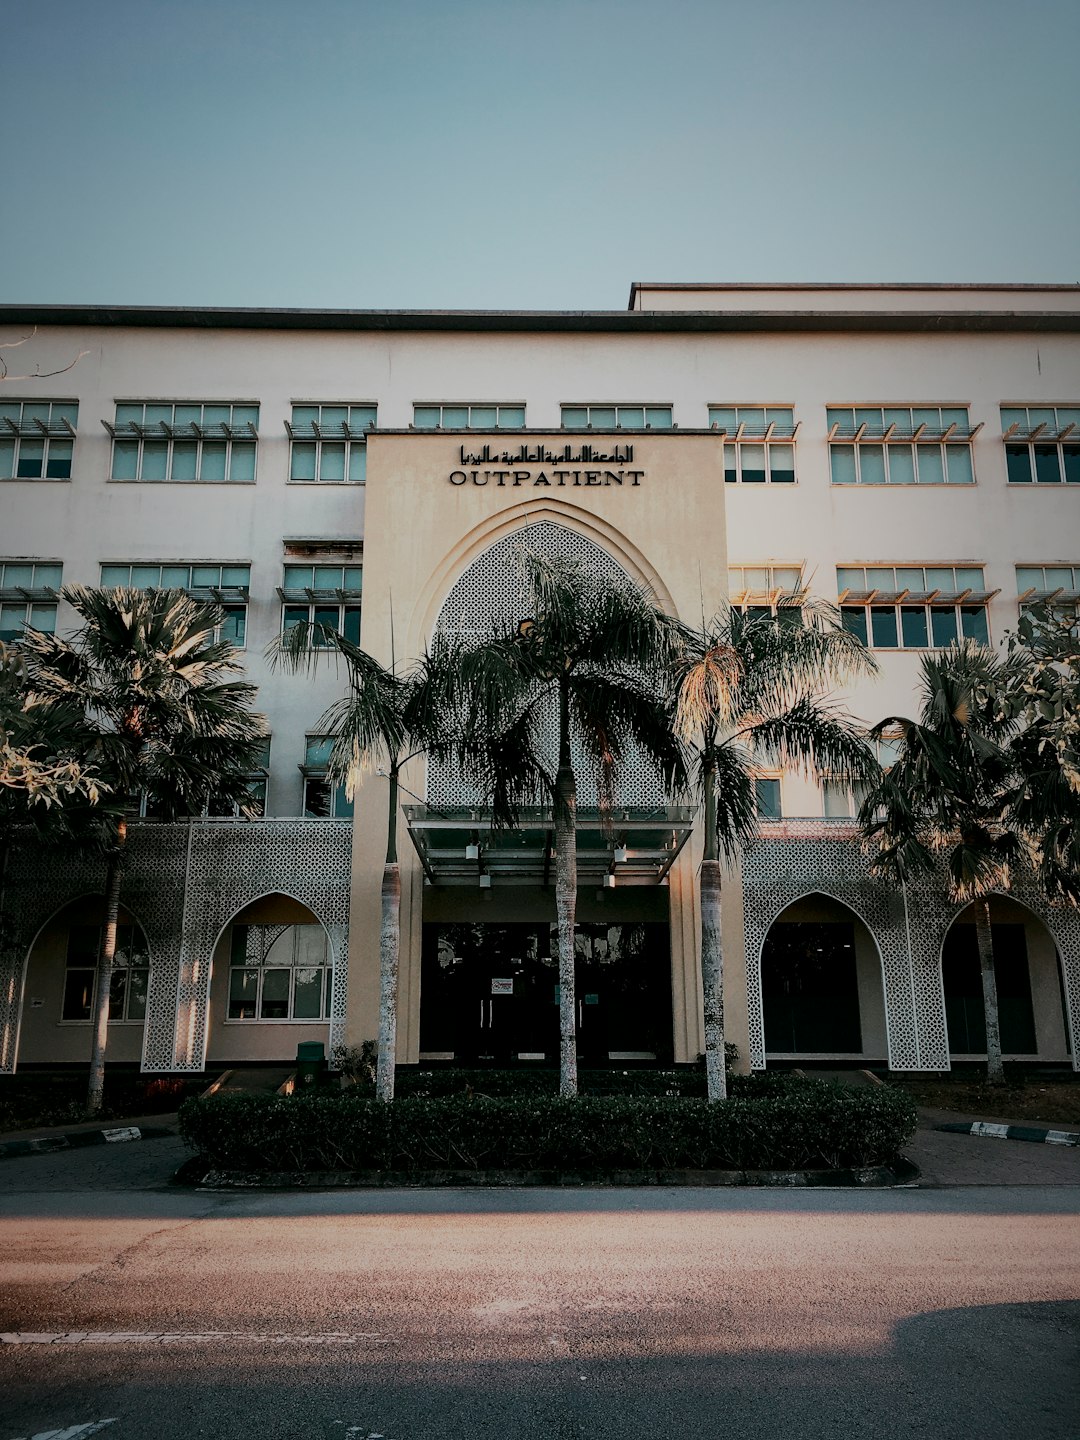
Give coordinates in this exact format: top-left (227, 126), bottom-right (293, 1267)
top-left (450, 550), bottom-right (684, 1097)
top-left (22, 586), bottom-right (266, 1114)
top-left (272, 621), bottom-right (456, 1102)
top-left (672, 601), bottom-right (877, 1100)
top-left (859, 640), bottom-right (1024, 1085)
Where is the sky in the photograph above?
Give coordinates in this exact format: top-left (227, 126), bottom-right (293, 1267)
top-left (3, 0), bottom-right (1079, 309)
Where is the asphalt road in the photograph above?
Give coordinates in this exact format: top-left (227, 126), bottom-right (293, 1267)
top-left (1, 1138), bottom-right (1079, 1440)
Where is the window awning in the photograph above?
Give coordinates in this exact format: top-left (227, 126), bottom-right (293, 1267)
top-left (404, 804), bottom-right (697, 887)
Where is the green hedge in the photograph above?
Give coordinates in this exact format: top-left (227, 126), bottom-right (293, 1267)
top-left (179, 1083), bottom-right (916, 1174)
top-left (354, 1067), bottom-right (798, 1100)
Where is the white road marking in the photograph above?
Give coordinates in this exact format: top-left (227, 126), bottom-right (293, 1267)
top-left (0, 1332), bottom-right (381, 1346)
top-left (970, 1122), bottom-right (1010, 1139)
top-left (8, 1422), bottom-right (116, 1440)
top-left (101, 1128), bottom-right (141, 1143)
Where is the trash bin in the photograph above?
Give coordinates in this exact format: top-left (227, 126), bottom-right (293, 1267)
top-left (295, 1040), bottom-right (326, 1089)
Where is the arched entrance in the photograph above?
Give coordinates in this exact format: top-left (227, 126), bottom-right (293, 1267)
top-left (17, 895), bottom-right (151, 1067)
top-left (205, 893), bottom-right (334, 1063)
top-left (760, 893), bottom-right (888, 1062)
top-left (941, 897), bottom-right (1070, 1062)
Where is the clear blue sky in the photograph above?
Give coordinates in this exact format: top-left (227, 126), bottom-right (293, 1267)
top-left (4, 0), bottom-right (1079, 308)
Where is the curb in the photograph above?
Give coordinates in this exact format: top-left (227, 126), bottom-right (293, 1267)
top-left (0, 1125), bottom-right (174, 1160)
top-left (182, 1158), bottom-right (920, 1190)
top-left (934, 1121), bottom-right (1079, 1147)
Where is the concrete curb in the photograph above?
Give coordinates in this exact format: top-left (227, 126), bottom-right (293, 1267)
top-left (0, 1124), bottom-right (174, 1160)
top-left (934, 1121), bottom-right (1079, 1147)
top-left (184, 1158), bottom-right (920, 1190)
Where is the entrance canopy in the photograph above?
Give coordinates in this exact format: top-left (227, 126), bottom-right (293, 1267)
top-left (404, 804), bottom-right (697, 886)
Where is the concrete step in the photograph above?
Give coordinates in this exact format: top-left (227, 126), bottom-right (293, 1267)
top-left (200, 1067), bottom-right (294, 1098)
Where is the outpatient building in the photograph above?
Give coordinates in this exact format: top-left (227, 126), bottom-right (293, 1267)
top-left (2, 283), bottom-right (1079, 1079)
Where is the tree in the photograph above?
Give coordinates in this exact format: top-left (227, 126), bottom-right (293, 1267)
top-left (672, 601), bottom-right (877, 1099)
top-left (859, 640), bottom-right (1026, 1085)
top-left (272, 621), bottom-right (456, 1102)
top-left (22, 587), bottom-right (266, 1114)
top-left (1, 641), bottom-right (102, 809)
top-left (1001, 605), bottom-right (1080, 905)
top-left (450, 551), bottom-right (684, 1097)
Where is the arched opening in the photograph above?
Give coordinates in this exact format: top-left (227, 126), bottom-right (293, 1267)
top-left (760, 894), bottom-right (887, 1062)
top-left (206, 894), bottom-right (333, 1063)
top-left (18, 895), bottom-right (151, 1067)
top-left (942, 897), bottom-right (1070, 1062)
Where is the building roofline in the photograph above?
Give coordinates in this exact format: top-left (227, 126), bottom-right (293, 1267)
top-left (628, 279), bottom-right (1080, 303)
top-left (1, 302), bottom-right (1079, 335)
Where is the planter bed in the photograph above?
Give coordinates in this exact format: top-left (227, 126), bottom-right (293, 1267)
top-left (179, 1083), bottom-right (918, 1181)
top-left (187, 1161), bottom-right (917, 1189)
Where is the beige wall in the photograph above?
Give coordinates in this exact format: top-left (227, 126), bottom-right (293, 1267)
top-left (347, 431), bottom-right (728, 1065)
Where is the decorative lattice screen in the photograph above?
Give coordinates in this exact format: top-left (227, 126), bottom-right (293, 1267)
top-left (428, 520), bottom-right (667, 809)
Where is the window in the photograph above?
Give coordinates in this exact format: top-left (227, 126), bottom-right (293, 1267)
top-left (837, 566), bottom-right (995, 649)
top-left (1017, 564), bottom-right (1080, 630)
top-left (827, 406), bottom-right (977, 486)
top-left (708, 407), bottom-right (797, 484)
top-left (207, 738), bottom-right (271, 817)
top-left (1001, 406), bottom-right (1080, 485)
top-left (561, 405), bottom-right (673, 430)
top-left (301, 735), bottom-right (354, 819)
top-left (280, 564), bottom-right (362, 646)
top-left (62, 923), bottom-right (149, 1023)
top-left (413, 403), bottom-right (524, 430)
top-left (0, 561), bottom-right (62, 642)
top-left (99, 563), bottom-right (250, 647)
top-left (0, 400), bottom-right (77, 480)
top-left (728, 564), bottom-right (804, 617)
top-left (754, 777), bottom-right (782, 820)
top-left (107, 402), bottom-right (258, 483)
top-left (227, 922), bottom-right (332, 1021)
top-left (287, 404), bottom-right (376, 483)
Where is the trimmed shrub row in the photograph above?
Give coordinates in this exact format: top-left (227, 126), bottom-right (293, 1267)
top-left (179, 1083), bottom-right (917, 1174)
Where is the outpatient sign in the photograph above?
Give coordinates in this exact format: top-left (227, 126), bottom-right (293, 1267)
top-left (448, 441), bottom-right (644, 488)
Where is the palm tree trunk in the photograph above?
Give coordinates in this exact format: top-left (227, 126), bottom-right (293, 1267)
top-left (973, 895), bottom-right (1005, 1086)
top-left (554, 683), bottom-right (579, 1098)
top-left (87, 817), bottom-right (126, 1116)
top-left (699, 755), bottom-right (727, 1101)
top-left (376, 764), bottom-right (400, 1103)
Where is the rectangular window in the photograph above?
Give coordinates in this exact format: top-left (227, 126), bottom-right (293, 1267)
top-left (207, 738), bottom-right (270, 818)
top-left (827, 405), bottom-right (976, 485)
top-left (727, 564), bottom-right (804, 616)
top-left (302, 735), bottom-right (354, 819)
top-left (62, 924), bottom-right (149, 1022)
top-left (562, 404), bottom-right (673, 430)
top-left (287, 403), bottom-right (376, 483)
top-left (227, 922), bottom-right (331, 1021)
top-left (0, 560), bottom-right (62, 642)
top-left (280, 563), bottom-right (362, 646)
top-left (838, 565), bottom-right (994, 649)
top-left (108, 403), bottom-right (258, 483)
top-left (413, 403), bottom-right (524, 430)
top-left (822, 779), bottom-right (871, 819)
top-left (1002, 405), bottom-right (1080, 485)
top-left (754, 777), bottom-right (782, 820)
top-left (0, 400), bottom-right (77, 481)
top-left (1015, 564), bottom-right (1080, 631)
top-left (709, 407), bottom-right (797, 484)
top-left (99, 562), bottom-right (250, 647)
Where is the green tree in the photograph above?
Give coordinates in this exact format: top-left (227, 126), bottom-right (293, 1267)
top-left (860, 640), bottom-right (1026, 1085)
top-left (672, 601), bottom-right (877, 1099)
top-left (22, 587), bottom-right (266, 1114)
top-left (1001, 605), bottom-right (1080, 905)
top-left (273, 621), bottom-right (456, 1101)
top-left (449, 551), bottom-right (684, 1097)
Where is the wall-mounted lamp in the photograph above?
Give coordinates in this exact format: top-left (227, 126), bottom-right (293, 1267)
top-left (613, 845), bottom-right (628, 864)
top-left (603, 872), bottom-right (616, 889)
top-left (465, 842), bottom-right (480, 860)
top-left (479, 872), bottom-right (492, 889)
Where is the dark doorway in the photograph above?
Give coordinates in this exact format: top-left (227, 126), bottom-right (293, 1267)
top-left (419, 921), bottom-right (672, 1064)
top-left (942, 922), bottom-right (1037, 1054)
top-left (761, 921), bottom-right (863, 1054)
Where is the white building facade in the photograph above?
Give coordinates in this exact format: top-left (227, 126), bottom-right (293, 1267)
top-left (2, 283), bottom-right (1078, 1076)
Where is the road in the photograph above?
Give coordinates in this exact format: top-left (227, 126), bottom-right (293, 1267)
top-left (1, 1137), bottom-right (1078, 1440)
